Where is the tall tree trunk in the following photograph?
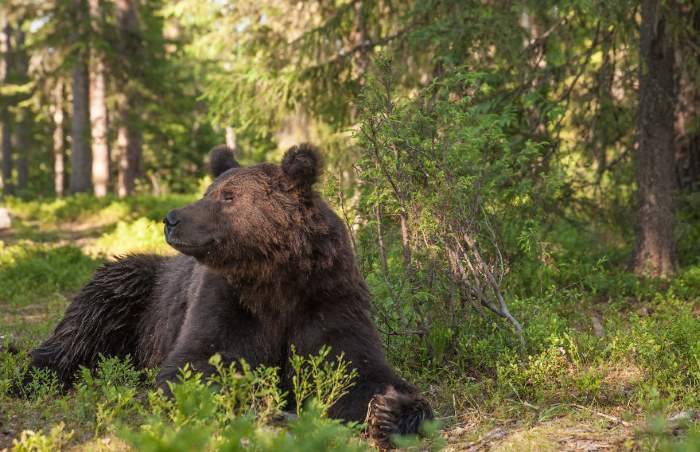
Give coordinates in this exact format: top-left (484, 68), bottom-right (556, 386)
top-left (115, 0), bottom-right (142, 197)
top-left (675, 61), bottom-right (700, 191)
top-left (13, 27), bottom-right (29, 191)
top-left (225, 127), bottom-right (237, 150)
top-left (0, 113), bottom-right (10, 195)
top-left (634, 0), bottom-right (678, 277)
top-left (116, 100), bottom-right (142, 197)
top-left (13, 112), bottom-right (29, 191)
top-left (70, 60), bottom-right (91, 193)
top-left (69, 0), bottom-right (92, 194)
top-left (89, 0), bottom-right (110, 197)
top-left (675, 9), bottom-right (700, 191)
top-left (0, 17), bottom-right (12, 195)
top-left (53, 82), bottom-right (66, 197)
top-left (352, 0), bottom-right (369, 83)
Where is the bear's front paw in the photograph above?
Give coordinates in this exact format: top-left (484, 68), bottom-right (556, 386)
top-left (365, 386), bottom-right (433, 450)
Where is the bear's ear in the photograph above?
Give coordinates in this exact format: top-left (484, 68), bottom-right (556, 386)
top-left (208, 145), bottom-right (240, 178)
top-left (282, 143), bottom-right (322, 190)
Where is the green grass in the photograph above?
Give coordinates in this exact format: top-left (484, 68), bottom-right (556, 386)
top-left (90, 218), bottom-right (173, 256)
top-left (0, 244), bottom-right (99, 307)
top-left (3, 193), bottom-right (196, 226)
top-left (1, 195), bottom-right (699, 451)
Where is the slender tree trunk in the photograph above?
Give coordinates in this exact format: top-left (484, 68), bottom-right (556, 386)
top-left (634, 0), bottom-right (678, 277)
top-left (675, 60), bottom-right (700, 191)
top-left (70, 61), bottom-right (91, 193)
top-left (115, 0), bottom-right (142, 197)
top-left (353, 0), bottom-right (369, 82)
top-left (89, 0), bottom-right (110, 197)
top-left (0, 17), bottom-right (12, 195)
top-left (675, 9), bottom-right (700, 191)
top-left (115, 113), bottom-right (130, 197)
top-left (13, 27), bottom-right (29, 191)
top-left (0, 114), bottom-right (10, 195)
top-left (116, 101), bottom-right (142, 197)
top-left (13, 112), bottom-right (29, 191)
top-left (225, 127), bottom-right (237, 150)
top-left (69, 0), bottom-right (92, 194)
top-left (374, 205), bottom-right (389, 276)
top-left (53, 82), bottom-right (66, 197)
top-left (346, 0), bottom-right (369, 234)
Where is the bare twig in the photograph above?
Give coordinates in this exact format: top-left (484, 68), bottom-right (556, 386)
top-left (374, 204), bottom-right (405, 325)
top-left (570, 404), bottom-right (632, 427)
top-left (335, 182), bottom-right (357, 254)
top-left (453, 230), bottom-right (524, 345)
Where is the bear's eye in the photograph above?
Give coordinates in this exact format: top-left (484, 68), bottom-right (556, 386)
top-left (222, 193), bottom-right (234, 202)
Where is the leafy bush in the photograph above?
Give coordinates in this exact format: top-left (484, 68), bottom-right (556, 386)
top-left (120, 350), bottom-right (368, 451)
top-left (71, 356), bottom-right (144, 435)
top-left (3, 348), bottom-right (390, 451)
top-left (289, 346), bottom-right (358, 416)
top-left (11, 423), bottom-right (73, 452)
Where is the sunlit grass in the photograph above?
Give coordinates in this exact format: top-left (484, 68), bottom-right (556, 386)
top-left (89, 218), bottom-right (174, 257)
top-left (3, 193), bottom-right (196, 228)
top-left (0, 243), bottom-right (99, 308)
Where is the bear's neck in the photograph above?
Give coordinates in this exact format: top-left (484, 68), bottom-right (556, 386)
top-left (223, 253), bottom-right (366, 316)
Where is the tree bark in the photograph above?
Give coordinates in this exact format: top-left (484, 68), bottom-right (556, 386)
top-left (13, 112), bottom-right (29, 191)
top-left (675, 9), bottom-right (700, 191)
top-left (0, 112), bottom-right (10, 195)
top-left (13, 27), bottom-right (29, 191)
top-left (70, 61), bottom-right (91, 193)
top-left (225, 127), bottom-right (237, 150)
top-left (53, 81), bottom-right (66, 197)
top-left (634, 0), bottom-right (678, 277)
top-left (1, 17), bottom-right (12, 195)
top-left (116, 101), bottom-right (142, 197)
top-left (115, 0), bottom-right (142, 197)
top-left (352, 0), bottom-right (369, 82)
top-left (89, 0), bottom-right (110, 197)
top-left (675, 63), bottom-right (700, 191)
top-left (69, 0), bottom-right (92, 194)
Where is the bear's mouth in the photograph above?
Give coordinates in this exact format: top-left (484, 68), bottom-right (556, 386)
top-left (165, 237), bottom-right (214, 255)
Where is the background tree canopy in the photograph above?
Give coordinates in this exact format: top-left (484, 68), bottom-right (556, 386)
top-left (1, 0), bottom-right (700, 450)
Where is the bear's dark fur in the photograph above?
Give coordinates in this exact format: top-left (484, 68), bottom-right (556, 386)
top-left (24, 144), bottom-right (432, 448)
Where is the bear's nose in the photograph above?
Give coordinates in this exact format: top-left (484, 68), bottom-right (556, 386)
top-left (163, 210), bottom-right (180, 235)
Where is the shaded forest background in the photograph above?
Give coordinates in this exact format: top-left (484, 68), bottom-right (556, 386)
top-left (2, 0), bottom-right (699, 275)
top-left (1, 0), bottom-right (700, 449)
top-left (2, 0), bottom-right (699, 329)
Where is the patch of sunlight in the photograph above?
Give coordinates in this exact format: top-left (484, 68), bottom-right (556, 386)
top-left (89, 201), bottom-right (131, 227)
top-left (88, 218), bottom-right (175, 257)
top-left (494, 417), bottom-right (632, 452)
top-left (0, 242), bottom-right (98, 307)
top-left (73, 434), bottom-right (129, 452)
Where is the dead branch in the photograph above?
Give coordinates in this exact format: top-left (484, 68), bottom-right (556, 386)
top-left (451, 229), bottom-right (524, 345)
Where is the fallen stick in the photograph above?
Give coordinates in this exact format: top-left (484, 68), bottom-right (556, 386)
top-left (570, 403), bottom-right (632, 427)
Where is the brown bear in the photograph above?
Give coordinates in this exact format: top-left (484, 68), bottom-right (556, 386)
top-left (24, 144), bottom-right (432, 448)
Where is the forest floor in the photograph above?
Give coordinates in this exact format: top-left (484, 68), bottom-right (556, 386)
top-left (1, 195), bottom-right (699, 451)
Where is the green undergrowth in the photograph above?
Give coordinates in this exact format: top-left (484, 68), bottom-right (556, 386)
top-left (1, 195), bottom-right (699, 450)
top-left (372, 207), bottom-right (700, 450)
top-left (2, 350), bottom-right (444, 451)
top-left (0, 243), bottom-right (99, 308)
top-left (3, 194), bottom-right (197, 227)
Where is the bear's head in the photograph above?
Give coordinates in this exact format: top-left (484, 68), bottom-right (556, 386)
top-left (164, 143), bottom-right (344, 283)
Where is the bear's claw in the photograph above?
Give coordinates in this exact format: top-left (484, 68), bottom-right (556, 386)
top-left (366, 386), bottom-right (433, 450)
